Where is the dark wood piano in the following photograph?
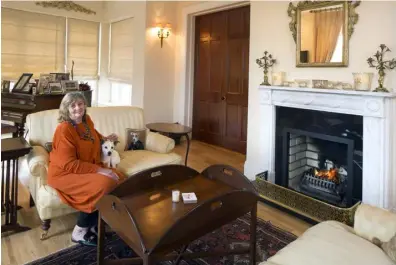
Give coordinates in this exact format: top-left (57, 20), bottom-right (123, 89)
top-left (1, 91), bottom-right (92, 137)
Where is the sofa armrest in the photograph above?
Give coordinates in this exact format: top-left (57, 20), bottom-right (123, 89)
top-left (26, 146), bottom-right (49, 203)
top-left (27, 146), bottom-right (49, 177)
top-left (354, 203), bottom-right (396, 242)
top-left (145, 131), bottom-right (175, 153)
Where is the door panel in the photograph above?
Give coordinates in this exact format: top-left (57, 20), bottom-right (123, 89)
top-left (193, 6), bottom-right (250, 154)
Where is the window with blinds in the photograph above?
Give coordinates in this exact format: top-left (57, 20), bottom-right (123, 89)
top-left (109, 18), bottom-right (134, 83)
top-left (67, 18), bottom-right (100, 79)
top-left (1, 8), bottom-right (66, 80)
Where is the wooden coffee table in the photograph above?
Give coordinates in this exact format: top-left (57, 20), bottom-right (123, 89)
top-left (96, 164), bottom-right (259, 265)
top-left (146, 123), bottom-right (192, 165)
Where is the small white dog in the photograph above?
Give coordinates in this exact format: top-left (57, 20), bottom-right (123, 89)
top-left (101, 140), bottom-right (121, 168)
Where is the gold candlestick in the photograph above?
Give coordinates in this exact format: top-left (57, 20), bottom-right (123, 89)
top-left (256, 51), bottom-right (276, 86)
top-left (367, 44), bottom-right (396, 92)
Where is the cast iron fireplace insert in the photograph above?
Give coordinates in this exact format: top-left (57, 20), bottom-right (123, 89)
top-left (281, 128), bottom-right (354, 207)
top-left (275, 107), bottom-right (363, 208)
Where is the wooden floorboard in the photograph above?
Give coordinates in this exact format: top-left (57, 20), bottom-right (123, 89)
top-left (1, 140), bottom-right (311, 265)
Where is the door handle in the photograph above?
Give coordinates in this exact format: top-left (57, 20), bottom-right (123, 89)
top-left (221, 96), bottom-right (226, 101)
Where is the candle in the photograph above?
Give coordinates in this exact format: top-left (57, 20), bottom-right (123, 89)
top-left (272, 72), bottom-right (285, 86)
top-left (172, 190), bottom-right (180, 202)
top-left (353, 73), bottom-right (373, 91)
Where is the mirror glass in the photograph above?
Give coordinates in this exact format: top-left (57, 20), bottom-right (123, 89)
top-left (288, 1), bottom-right (360, 67)
top-left (299, 4), bottom-right (345, 64)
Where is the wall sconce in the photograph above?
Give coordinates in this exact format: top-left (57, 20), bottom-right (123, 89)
top-left (156, 23), bottom-right (171, 48)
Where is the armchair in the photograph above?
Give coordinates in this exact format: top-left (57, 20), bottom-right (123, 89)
top-left (26, 106), bottom-right (182, 239)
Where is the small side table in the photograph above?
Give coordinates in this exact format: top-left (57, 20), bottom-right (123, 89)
top-left (146, 123), bottom-right (192, 166)
top-left (1, 137), bottom-right (32, 235)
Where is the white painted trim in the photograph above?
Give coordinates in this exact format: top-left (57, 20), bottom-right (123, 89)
top-left (177, 1), bottom-right (250, 126)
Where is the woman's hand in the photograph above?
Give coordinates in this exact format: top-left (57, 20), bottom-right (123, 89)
top-left (105, 133), bottom-right (118, 142)
top-left (97, 167), bottom-right (119, 181)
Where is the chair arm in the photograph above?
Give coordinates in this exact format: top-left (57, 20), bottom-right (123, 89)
top-left (354, 203), bottom-right (396, 242)
top-left (27, 146), bottom-right (49, 177)
top-left (145, 131), bottom-right (175, 154)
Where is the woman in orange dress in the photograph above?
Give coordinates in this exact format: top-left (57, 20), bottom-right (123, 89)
top-left (48, 92), bottom-right (126, 246)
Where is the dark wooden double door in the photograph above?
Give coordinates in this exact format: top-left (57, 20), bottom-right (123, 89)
top-left (192, 6), bottom-right (250, 154)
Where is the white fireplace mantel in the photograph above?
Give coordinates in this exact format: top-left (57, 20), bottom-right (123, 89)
top-left (245, 85), bottom-right (396, 211)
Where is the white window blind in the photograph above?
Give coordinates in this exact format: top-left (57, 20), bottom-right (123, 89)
top-left (67, 18), bottom-right (100, 79)
top-left (109, 18), bottom-right (133, 83)
top-left (1, 8), bottom-right (65, 80)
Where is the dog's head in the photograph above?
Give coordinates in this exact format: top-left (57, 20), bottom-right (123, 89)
top-left (101, 139), bottom-right (119, 157)
top-left (131, 132), bottom-right (140, 143)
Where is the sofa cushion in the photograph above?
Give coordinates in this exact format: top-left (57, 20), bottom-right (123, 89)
top-left (118, 150), bottom-right (182, 176)
top-left (265, 221), bottom-right (394, 265)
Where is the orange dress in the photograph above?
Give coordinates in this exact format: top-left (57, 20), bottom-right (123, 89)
top-left (48, 115), bottom-right (126, 213)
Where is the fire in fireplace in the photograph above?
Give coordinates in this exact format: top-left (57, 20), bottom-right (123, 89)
top-left (300, 161), bottom-right (347, 205)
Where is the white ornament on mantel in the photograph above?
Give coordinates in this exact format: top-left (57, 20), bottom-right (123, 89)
top-left (245, 85), bottom-right (396, 212)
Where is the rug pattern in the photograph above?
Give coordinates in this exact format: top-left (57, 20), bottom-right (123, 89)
top-left (26, 215), bottom-right (297, 265)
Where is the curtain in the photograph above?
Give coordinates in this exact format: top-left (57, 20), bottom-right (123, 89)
top-left (67, 18), bottom-right (100, 79)
top-left (108, 18), bottom-right (134, 83)
top-left (314, 9), bottom-right (344, 63)
top-left (1, 8), bottom-right (65, 80)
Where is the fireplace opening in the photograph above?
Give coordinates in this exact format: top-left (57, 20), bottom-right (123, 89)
top-left (275, 107), bottom-right (363, 208)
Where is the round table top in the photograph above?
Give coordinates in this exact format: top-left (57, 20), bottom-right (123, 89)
top-left (146, 123), bottom-right (192, 134)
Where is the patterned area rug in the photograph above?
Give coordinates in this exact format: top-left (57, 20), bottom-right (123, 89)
top-left (26, 215), bottom-right (297, 265)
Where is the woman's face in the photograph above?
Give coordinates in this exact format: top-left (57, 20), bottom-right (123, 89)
top-left (68, 99), bottom-right (85, 122)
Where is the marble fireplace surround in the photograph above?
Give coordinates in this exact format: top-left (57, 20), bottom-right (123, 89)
top-left (246, 85), bottom-right (396, 212)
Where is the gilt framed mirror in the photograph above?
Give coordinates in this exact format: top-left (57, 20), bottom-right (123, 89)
top-left (288, 1), bottom-right (360, 67)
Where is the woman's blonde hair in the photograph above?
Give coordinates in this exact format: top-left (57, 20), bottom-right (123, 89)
top-left (58, 92), bottom-right (88, 123)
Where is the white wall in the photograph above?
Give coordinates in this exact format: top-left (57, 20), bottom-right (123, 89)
top-left (143, 1), bottom-right (178, 123)
top-left (1, 1), bottom-right (104, 21)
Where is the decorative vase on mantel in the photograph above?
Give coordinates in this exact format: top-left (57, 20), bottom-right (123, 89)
top-left (367, 44), bottom-right (396, 92)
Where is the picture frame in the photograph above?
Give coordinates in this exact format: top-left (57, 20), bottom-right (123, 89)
top-left (50, 73), bottom-right (70, 82)
top-left (2, 80), bottom-right (11, 93)
top-left (12, 73), bottom-right (33, 93)
top-left (48, 82), bottom-right (63, 94)
top-left (38, 73), bottom-right (56, 94)
top-left (61, 80), bottom-right (79, 92)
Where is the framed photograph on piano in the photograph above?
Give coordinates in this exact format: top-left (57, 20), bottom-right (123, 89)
top-left (48, 82), bottom-right (63, 94)
top-left (61, 80), bottom-right (79, 92)
top-left (38, 73), bottom-right (56, 94)
top-left (13, 73), bottom-right (33, 93)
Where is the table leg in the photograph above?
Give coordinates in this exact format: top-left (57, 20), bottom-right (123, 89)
top-left (1, 158), bottom-right (30, 234)
top-left (5, 160), bottom-right (11, 225)
top-left (2, 161), bottom-right (5, 213)
top-left (250, 203), bottom-right (257, 265)
top-left (97, 213), bottom-right (105, 265)
top-left (184, 133), bottom-right (190, 166)
top-left (175, 244), bottom-right (188, 265)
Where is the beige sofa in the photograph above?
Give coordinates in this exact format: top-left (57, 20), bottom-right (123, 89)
top-left (260, 204), bottom-right (396, 265)
top-left (26, 106), bottom-right (182, 239)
